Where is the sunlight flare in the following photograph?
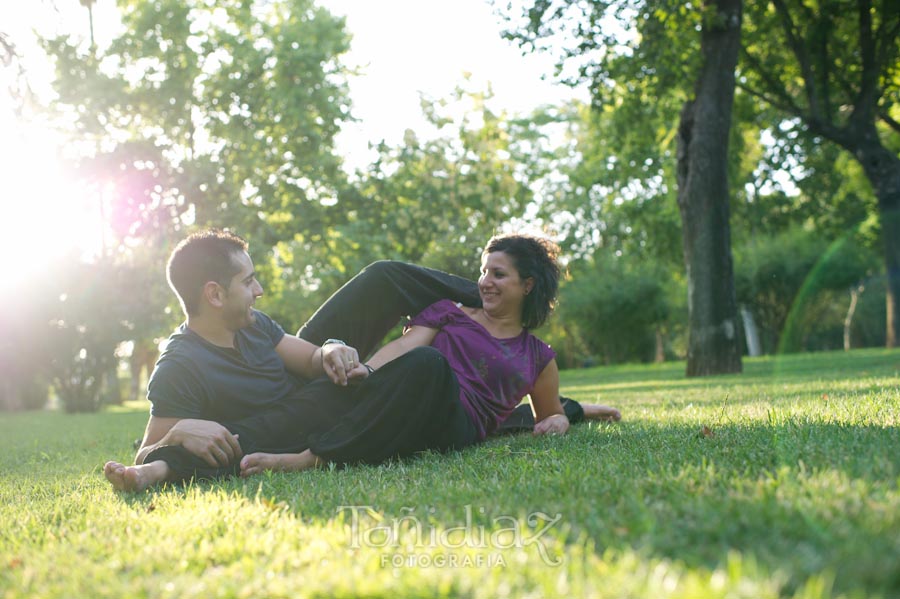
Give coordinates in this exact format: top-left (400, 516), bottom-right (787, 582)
top-left (0, 110), bottom-right (104, 292)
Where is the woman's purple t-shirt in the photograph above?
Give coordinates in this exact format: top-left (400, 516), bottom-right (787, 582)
top-left (409, 299), bottom-right (556, 440)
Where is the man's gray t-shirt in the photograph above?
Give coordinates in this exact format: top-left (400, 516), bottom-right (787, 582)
top-left (148, 310), bottom-right (306, 422)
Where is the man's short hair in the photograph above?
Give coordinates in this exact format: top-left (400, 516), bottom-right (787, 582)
top-left (166, 229), bottom-right (249, 316)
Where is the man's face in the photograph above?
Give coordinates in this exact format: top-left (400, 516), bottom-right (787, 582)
top-left (220, 251), bottom-right (264, 331)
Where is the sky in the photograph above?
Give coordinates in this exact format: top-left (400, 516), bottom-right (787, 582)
top-left (3, 0), bottom-right (585, 167)
top-left (0, 0), bottom-right (585, 290)
top-left (315, 0), bottom-right (587, 169)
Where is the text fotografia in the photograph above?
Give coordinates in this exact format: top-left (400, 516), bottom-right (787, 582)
top-left (337, 505), bottom-right (564, 567)
top-left (381, 552), bottom-right (508, 569)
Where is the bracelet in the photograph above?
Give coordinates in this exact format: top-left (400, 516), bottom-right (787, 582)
top-left (364, 364), bottom-right (375, 375)
top-left (322, 338), bottom-right (346, 346)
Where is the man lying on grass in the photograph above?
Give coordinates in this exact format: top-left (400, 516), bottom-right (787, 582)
top-left (104, 229), bottom-right (620, 492)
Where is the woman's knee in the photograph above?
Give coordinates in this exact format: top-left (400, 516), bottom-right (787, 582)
top-left (407, 345), bottom-right (446, 361)
top-left (360, 260), bottom-right (408, 279)
top-left (351, 260), bottom-right (415, 293)
top-left (398, 346), bottom-right (452, 375)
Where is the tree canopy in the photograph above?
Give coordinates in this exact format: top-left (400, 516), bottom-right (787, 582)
top-left (1, 0), bottom-right (895, 409)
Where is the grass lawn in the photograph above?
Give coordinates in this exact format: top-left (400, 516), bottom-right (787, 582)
top-left (1, 348), bottom-right (898, 598)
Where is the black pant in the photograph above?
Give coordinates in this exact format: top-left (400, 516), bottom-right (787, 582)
top-left (297, 260), bottom-right (481, 356)
top-left (494, 397), bottom-right (584, 435)
top-left (145, 261), bottom-right (580, 480)
top-left (298, 260), bottom-right (582, 435)
top-left (149, 346), bottom-right (477, 478)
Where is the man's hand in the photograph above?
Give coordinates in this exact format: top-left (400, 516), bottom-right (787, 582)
top-left (533, 413), bottom-right (570, 436)
top-left (321, 343), bottom-right (361, 386)
top-left (166, 419), bottom-right (242, 467)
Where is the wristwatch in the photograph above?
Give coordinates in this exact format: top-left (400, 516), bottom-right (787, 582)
top-left (322, 338), bottom-right (347, 346)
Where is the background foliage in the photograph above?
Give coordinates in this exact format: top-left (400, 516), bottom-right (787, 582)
top-left (2, 0), bottom-right (897, 410)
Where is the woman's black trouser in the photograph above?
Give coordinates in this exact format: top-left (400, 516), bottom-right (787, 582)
top-left (144, 261), bottom-right (582, 481)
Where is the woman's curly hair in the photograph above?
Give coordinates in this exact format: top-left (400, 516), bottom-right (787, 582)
top-left (483, 233), bottom-right (561, 330)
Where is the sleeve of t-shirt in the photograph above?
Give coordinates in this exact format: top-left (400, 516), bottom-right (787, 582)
top-left (533, 337), bottom-right (557, 376)
top-left (147, 359), bottom-right (207, 419)
top-left (408, 299), bottom-right (458, 330)
top-left (252, 310), bottom-right (286, 346)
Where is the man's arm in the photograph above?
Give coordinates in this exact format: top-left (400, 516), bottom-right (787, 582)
top-left (529, 359), bottom-right (569, 436)
top-left (275, 334), bottom-right (364, 386)
top-left (134, 415), bottom-right (242, 467)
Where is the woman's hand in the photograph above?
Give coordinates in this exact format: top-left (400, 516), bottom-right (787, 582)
top-left (346, 363), bottom-right (372, 384)
top-left (533, 413), bottom-right (570, 436)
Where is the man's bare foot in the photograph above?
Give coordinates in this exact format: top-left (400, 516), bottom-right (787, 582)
top-left (582, 404), bottom-right (622, 422)
top-left (104, 460), bottom-right (170, 492)
top-left (240, 449), bottom-right (321, 477)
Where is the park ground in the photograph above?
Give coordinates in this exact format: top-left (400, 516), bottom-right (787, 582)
top-left (1, 348), bottom-right (898, 598)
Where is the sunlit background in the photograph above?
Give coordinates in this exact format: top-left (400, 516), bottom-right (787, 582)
top-left (0, 0), bottom-right (586, 296)
top-left (0, 108), bottom-right (99, 292)
top-left (1, 0), bottom-right (894, 414)
top-left (0, 0), bottom-right (590, 412)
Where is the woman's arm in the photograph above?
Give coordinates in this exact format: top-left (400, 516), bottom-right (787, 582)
top-left (365, 325), bottom-right (439, 371)
top-left (529, 359), bottom-right (569, 436)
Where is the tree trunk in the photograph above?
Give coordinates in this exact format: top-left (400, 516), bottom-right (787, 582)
top-left (849, 134), bottom-right (900, 348)
top-left (740, 306), bottom-right (762, 356)
top-left (867, 163), bottom-right (900, 347)
top-left (808, 115), bottom-right (900, 348)
top-left (675, 0), bottom-right (743, 377)
top-left (103, 361), bottom-right (123, 406)
top-left (0, 379), bottom-right (22, 411)
top-left (844, 284), bottom-right (863, 351)
top-left (889, 290), bottom-right (897, 348)
top-left (654, 327), bottom-right (666, 363)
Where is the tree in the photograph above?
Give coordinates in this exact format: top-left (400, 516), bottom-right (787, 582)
top-left (257, 83), bottom-right (541, 330)
top-left (522, 100), bottom-right (685, 266)
top-left (735, 226), bottom-right (880, 352)
top-left (42, 0), bottom-right (352, 245)
top-left (675, 0), bottom-right (744, 375)
top-left (500, 0), bottom-right (744, 375)
top-left (1, 31), bottom-right (34, 117)
top-left (740, 0), bottom-right (900, 346)
top-left (509, 100), bottom-right (691, 363)
top-left (354, 85), bottom-right (533, 270)
top-left (1, 270), bottom-right (55, 411)
top-left (45, 257), bottom-right (129, 412)
top-left (36, 0), bottom-right (355, 377)
top-left (562, 253), bottom-right (673, 364)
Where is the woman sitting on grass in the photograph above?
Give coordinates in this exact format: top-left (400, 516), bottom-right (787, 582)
top-left (105, 233), bottom-right (619, 490)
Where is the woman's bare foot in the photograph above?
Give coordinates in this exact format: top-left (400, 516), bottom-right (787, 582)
top-left (582, 404), bottom-right (622, 422)
top-left (104, 460), bottom-right (170, 492)
top-left (239, 449), bottom-right (321, 477)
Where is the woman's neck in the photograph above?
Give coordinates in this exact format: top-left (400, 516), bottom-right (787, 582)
top-left (472, 307), bottom-right (523, 339)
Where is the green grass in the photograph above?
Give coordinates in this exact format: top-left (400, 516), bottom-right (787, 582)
top-left (1, 348), bottom-right (899, 598)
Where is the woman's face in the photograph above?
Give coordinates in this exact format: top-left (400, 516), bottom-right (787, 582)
top-left (478, 251), bottom-right (533, 314)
